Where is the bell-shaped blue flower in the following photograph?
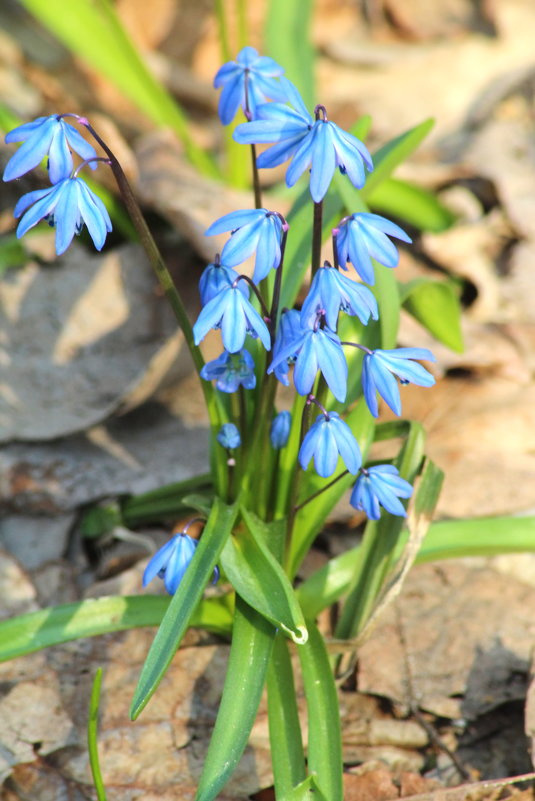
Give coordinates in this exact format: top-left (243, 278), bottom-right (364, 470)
top-left (299, 411), bottom-right (361, 478)
top-left (14, 176), bottom-right (112, 255)
top-left (350, 465), bottom-right (413, 520)
top-left (362, 347), bottom-right (436, 417)
top-left (334, 213), bottom-right (411, 285)
top-left (142, 531), bottom-right (218, 595)
top-left (4, 115), bottom-right (97, 184)
top-left (300, 264), bottom-right (378, 330)
top-left (234, 78), bottom-right (373, 202)
top-left (193, 282), bottom-right (271, 354)
top-left (200, 348), bottom-right (256, 393)
top-left (214, 46), bottom-right (287, 125)
top-left (270, 410), bottom-right (291, 449)
top-left (205, 209), bottom-right (285, 284)
top-left (268, 322), bottom-right (348, 402)
top-left (199, 258), bottom-right (247, 305)
top-left (271, 308), bottom-right (302, 386)
top-left (217, 423), bottom-right (241, 449)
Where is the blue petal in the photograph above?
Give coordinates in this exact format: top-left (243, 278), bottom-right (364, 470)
top-left (76, 180), bottom-right (111, 250)
top-left (293, 332), bottom-right (318, 396)
top-left (221, 291), bottom-right (248, 353)
top-left (346, 223), bottom-right (375, 284)
top-left (5, 116), bottom-right (48, 143)
top-left (16, 184), bottom-right (62, 239)
top-left (316, 331), bottom-right (347, 402)
top-left (164, 535), bottom-right (198, 594)
top-left (218, 73), bottom-right (244, 125)
top-left (331, 415), bottom-right (361, 473)
top-left (360, 225), bottom-right (400, 269)
top-left (309, 122), bottom-right (337, 202)
top-left (369, 356), bottom-right (402, 415)
top-left (237, 46), bottom-right (259, 67)
top-left (314, 423), bottom-right (339, 477)
top-left (193, 291), bottom-right (229, 345)
top-left (256, 135), bottom-right (306, 169)
top-left (358, 213), bottom-right (411, 243)
top-left (214, 62), bottom-right (241, 88)
top-left (142, 536), bottom-right (178, 587)
top-left (285, 129), bottom-right (315, 188)
top-left (3, 118), bottom-right (56, 181)
top-left (278, 77), bottom-right (312, 122)
top-left (48, 125), bottom-right (74, 183)
top-left (63, 121), bottom-right (98, 167)
top-left (221, 220), bottom-right (261, 267)
top-left (54, 179), bottom-right (79, 255)
top-left (14, 186), bottom-right (55, 218)
top-left (205, 208), bottom-right (266, 236)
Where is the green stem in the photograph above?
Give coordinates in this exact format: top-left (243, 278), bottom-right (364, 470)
top-left (311, 200), bottom-right (323, 276)
top-left (215, 0), bottom-right (231, 61)
top-left (251, 144), bottom-right (262, 209)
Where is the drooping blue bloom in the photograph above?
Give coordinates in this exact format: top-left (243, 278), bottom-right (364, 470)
top-left (199, 258), bottom-right (247, 306)
top-left (362, 347), bottom-right (436, 417)
top-left (214, 46), bottom-right (287, 125)
top-left (4, 115), bottom-right (97, 184)
top-left (217, 423), bottom-right (241, 449)
top-left (205, 209), bottom-right (285, 284)
top-left (234, 78), bottom-right (373, 202)
top-left (299, 411), bottom-right (361, 478)
top-left (350, 464), bottom-right (413, 520)
top-left (268, 322), bottom-right (348, 402)
top-left (14, 176), bottom-right (112, 255)
top-left (271, 308), bottom-right (302, 386)
top-left (270, 410), bottom-right (291, 449)
top-left (200, 348), bottom-right (256, 393)
top-left (334, 213), bottom-right (411, 285)
top-left (193, 282), bottom-right (271, 353)
top-left (142, 531), bottom-right (218, 594)
top-left (300, 264), bottom-right (379, 330)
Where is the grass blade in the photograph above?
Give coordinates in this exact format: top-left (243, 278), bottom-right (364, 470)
top-left (88, 668), bottom-right (107, 801)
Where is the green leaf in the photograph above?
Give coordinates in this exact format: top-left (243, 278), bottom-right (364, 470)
top-left (88, 668), bottom-right (107, 801)
top-left (284, 776), bottom-right (329, 801)
top-left (368, 177), bottom-right (456, 232)
top-left (401, 278), bottom-right (464, 352)
top-left (195, 597), bottom-right (276, 801)
top-left (267, 635), bottom-right (307, 800)
top-left (220, 510), bottom-right (307, 644)
top-left (130, 498), bottom-right (238, 719)
top-left (298, 621), bottom-right (343, 801)
top-left (265, 0), bottom-right (315, 107)
top-left (122, 474), bottom-right (213, 526)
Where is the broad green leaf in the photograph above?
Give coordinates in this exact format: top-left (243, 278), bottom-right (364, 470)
top-left (361, 118), bottom-right (434, 198)
top-left (195, 597), bottom-right (276, 801)
top-left (267, 635), bottom-right (306, 799)
top-left (88, 668), bottom-right (107, 801)
top-left (298, 621), bottom-right (343, 801)
top-left (221, 510), bottom-right (307, 644)
top-left (368, 177), bottom-right (456, 232)
top-left (265, 0), bottom-right (315, 107)
top-left (401, 278), bottom-right (464, 352)
top-left (130, 498), bottom-right (238, 719)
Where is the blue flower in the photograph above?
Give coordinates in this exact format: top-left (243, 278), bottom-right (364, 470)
top-left (362, 347), bottom-right (436, 417)
top-left (300, 264), bottom-right (378, 330)
top-left (270, 410), bottom-right (291, 449)
top-left (234, 78), bottom-right (373, 202)
top-left (299, 411), bottom-right (361, 478)
top-left (268, 322), bottom-right (348, 402)
top-left (217, 423), bottom-right (241, 449)
top-left (193, 282), bottom-right (271, 354)
top-left (214, 46), bottom-right (287, 125)
top-left (334, 213), bottom-right (411, 285)
top-left (142, 531), bottom-right (218, 594)
top-left (350, 465), bottom-right (413, 520)
top-left (4, 115), bottom-right (97, 184)
top-left (200, 348), bottom-right (256, 393)
top-left (205, 209), bottom-right (285, 284)
top-left (199, 258), bottom-right (247, 306)
top-left (271, 308), bottom-right (302, 386)
top-left (14, 176), bottom-right (112, 255)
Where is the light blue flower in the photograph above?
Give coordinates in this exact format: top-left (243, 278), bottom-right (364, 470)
top-left (214, 46), bottom-right (287, 125)
top-left (362, 347), bottom-right (436, 417)
top-left (270, 410), bottom-right (291, 449)
top-left (300, 264), bottom-right (378, 330)
top-left (199, 258), bottom-right (247, 306)
top-left (268, 322), bottom-right (348, 402)
top-left (334, 213), bottom-right (411, 285)
top-left (142, 531), bottom-right (218, 594)
top-left (350, 464), bottom-right (413, 520)
top-left (205, 209), bottom-right (285, 284)
top-left (14, 176), bottom-right (112, 255)
top-left (193, 282), bottom-right (271, 354)
top-left (4, 115), bottom-right (97, 184)
top-left (200, 348), bottom-right (256, 393)
top-left (299, 411), bottom-right (361, 478)
top-left (234, 78), bottom-right (373, 202)
top-left (217, 423), bottom-right (241, 449)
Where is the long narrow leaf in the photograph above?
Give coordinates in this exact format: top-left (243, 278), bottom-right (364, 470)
top-left (368, 177), bottom-right (456, 232)
top-left (88, 668), bottom-right (107, 801)
top-left (265, 0), bottom-right (315, 107)
top-left (401, 278), bottom-right (464, 352)
top-left (361, 118), bottom-right (434, 198)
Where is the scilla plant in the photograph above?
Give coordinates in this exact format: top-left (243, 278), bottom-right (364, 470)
top-left (3, 49), bottom-right (445, 800)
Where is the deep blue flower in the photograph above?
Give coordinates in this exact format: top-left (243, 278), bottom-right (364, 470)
top-left (142, 531), bottom-right (218, 594)
top-left (205, 209), bottom-right (285, 284)
top-left (217, 423), bottom-right (241, 449)
top-left (271, 308), bottom-right (302, 386)
top-left (300, 264), bottom-right (378, 330)
top-left (4, 115), bottom-right (97, 184)
top-left (200, 348), bottom-right (256, 393)
top-left (268, 322), bottom-right (348, 402)
top-left (362, 347), bottom-right (436, 417)
top-left (234, 78), bottom-right (373, 202)
top-left (199, 258), bottom-right (247, 306)
top-left (350, 464), bottom-right (413, 520)
top-left (334, 213), bottom-right (411, 285)
top-left (14, 176), bottom-right (112, 255)
top-left (214, 46), bottom-right (287, 125)
top-left (270, 410), bottom-right (291, 449)
top-left (299, 411), bottom-right (361, 478)
top-left (193, 282), bottom-right (271, 353)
